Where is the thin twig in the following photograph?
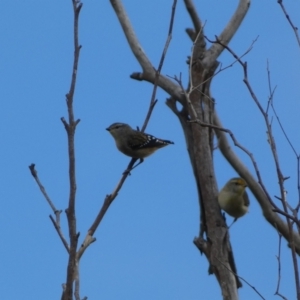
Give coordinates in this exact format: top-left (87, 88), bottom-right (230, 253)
top-left (272, 208), bottom-right (299, 225)
top-left (274, 233), bottom-right (288, 300)
top-left (141, 0), bottom-right (177, 132)
top-left (275, 233), bottom-right (283, 295)
top-left (270, 100), bottom-right (298, 157)
top-left (277, 0), bottom-right (300, 48)
top-left (29, 164), bottom-right (70, 252)
top-left (267, 62), bottom-right (300, 217)
top-left (29, 164), bottom-right (58, 213)
top-left (50, 215), bottom-right (70, 253)
top-left (216, 257), bottom-right (266, 300)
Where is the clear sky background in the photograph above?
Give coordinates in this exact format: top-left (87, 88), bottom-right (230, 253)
top-left (1, 1), bottom-right (300, 299)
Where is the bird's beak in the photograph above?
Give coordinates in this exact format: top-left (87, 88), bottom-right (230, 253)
top-left (106, 128), bottom-right (110, 131)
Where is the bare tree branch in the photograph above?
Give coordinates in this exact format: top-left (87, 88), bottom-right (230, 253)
top-left (29, 164), bottom-right (59, 214)
top-left (29, 163), bottom-right (70, 252)
top-left (183, 1), bottom-right (206, 48)
top-left (184, 0), bottom-right (203, 34)
top-left (63, 1), bottom-right (82, 299)
top-left (50, 215), bottom-right (70, 253)
top-left (277, 0), bottom-right (300, 48)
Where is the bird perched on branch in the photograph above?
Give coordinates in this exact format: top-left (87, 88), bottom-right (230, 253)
top-left (106, 122), bottom-right (174, 169)
top-left (218, 177), bottom-right (250, 226)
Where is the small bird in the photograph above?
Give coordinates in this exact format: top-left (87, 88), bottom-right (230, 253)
top-left (106, 122), bottom-right (174, 169)
top-left (218, 177), bottom-right (250, 226)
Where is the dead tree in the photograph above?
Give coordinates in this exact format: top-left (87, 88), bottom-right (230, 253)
top-left (29, 0), bottom-right (300, 299)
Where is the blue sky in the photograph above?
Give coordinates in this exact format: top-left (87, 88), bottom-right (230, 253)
top-left (1, 1), bottom-right (300, 299)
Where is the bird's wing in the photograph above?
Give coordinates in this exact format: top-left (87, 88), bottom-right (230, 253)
top-left (243, 191), bottom-right (250, 207)
top-left (128, 133), bottom-right (171, 150)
